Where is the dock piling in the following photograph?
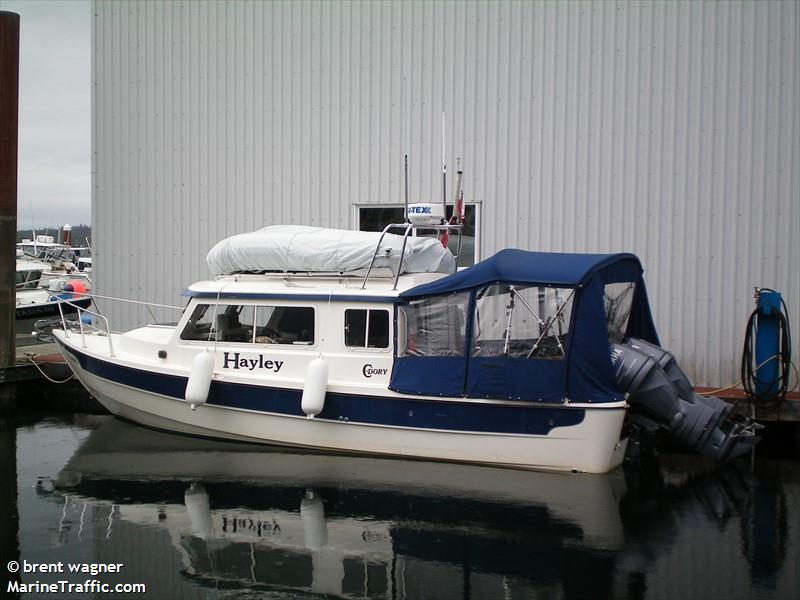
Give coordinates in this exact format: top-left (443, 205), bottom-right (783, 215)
top-left (0, 11), bottom-right (20, 415)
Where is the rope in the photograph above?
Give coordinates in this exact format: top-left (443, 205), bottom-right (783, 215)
top-left (696, 355), bottom-right (777, 397)
top-left (22, 353), bottom-right (74, 384)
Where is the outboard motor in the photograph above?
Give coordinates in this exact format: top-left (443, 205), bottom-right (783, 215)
top-left (610, 338), bottom-right (761, 462)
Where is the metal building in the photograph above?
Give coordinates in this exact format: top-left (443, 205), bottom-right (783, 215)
top-left (92, 0), bottom-right (799, 387)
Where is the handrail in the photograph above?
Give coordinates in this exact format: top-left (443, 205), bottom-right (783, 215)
top-left (87, 294), bottom-right (183, 311)
top-left (360, 222), bottom-right (463, 291)
top-left (361, 222), bottom-right (411, 290)
top-left (394, 223), bottom-right (416, 290)
top-left (57, 297), bottom-right (115, 357)
top-left (55, 294), bottom-right (185, 357)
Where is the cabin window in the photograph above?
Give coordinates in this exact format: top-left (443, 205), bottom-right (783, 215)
top-left (355, 203), bottom-right (481, 267)
top-left (345, 309), bottom-right (390, 349)
top-left (399, 292), bottom-right (469, 357)
top-left (180, 304), bottom-right (255, 342)
top-left (181, 304), bottom-right (222, 341)
top-left (604, 282), bottom-right (636, 343)
top-left (29, 271), bottom-right (43, 288)
top-left (254, 306), bottom-right (315, 345)
top-left (180, 303), bottom-right (314, 344)
top-left (471, 285), bottom-right (574, 359)
top-left (16, 269), bottom-right (43, 289)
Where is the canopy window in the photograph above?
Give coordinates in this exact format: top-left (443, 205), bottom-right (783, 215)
top-left (393, 291), bottom-right (470, 397)
top-left (472, 284), bottom-right (574, 360)
top-left (604, 282), bottom-right (636, 344)
top-left (399, 292), bottom-right (470, 358)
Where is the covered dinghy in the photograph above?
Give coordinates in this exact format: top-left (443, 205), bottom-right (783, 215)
top-left (391, 249), bottom-right (658, 404)
top-left (207, 225), bottom-right (455, 275)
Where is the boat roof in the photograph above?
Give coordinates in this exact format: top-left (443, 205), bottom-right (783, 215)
top-left (185, 271), bottom-right (447, 303)
top-left (401, 249), bottom-right (644, 298)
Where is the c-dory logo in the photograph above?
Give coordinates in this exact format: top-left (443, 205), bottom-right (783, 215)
top-left (223, 352), bottom-right (284, 373)
top-left (362, 364), bottom-right (388, 378)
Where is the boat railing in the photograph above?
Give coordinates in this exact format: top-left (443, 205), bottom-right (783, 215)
top-left (57, 294), bottom-right (185, 357)
top-left (361, 222), bottom-right (463, 290)
top-left (57, 298), bottom-right (116, 356)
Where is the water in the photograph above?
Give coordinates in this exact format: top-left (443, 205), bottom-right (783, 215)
top-left (1, 413), bottom-right (799, 600)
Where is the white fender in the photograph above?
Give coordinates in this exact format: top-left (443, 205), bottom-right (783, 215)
top-left (184, 483), bottom-right (212, 539)
top-left (301, 357), bottom-right (328, 418)
top-left (185, 350), bottom-right (214, 410)
top-left (300, 490), bottom-right (327, 550)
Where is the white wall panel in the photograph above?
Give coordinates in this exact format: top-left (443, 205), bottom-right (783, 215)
top-left (93, 0), bottom-right (799, 386)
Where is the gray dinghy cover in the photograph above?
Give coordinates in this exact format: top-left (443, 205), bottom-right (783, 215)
top-left (206, 225), bottom-right (456, 275)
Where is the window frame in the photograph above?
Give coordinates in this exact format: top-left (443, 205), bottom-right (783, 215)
top-left (397, 291), bottom-right (471, 358)
top-left (352, 201), bottom-right (482, 267)
top-left (343, 307), bottom-right (392, 353)
top-left (603, 281), bottom-right (637, 344)
top-left (178, 301), bottom-right (317, 348)
top-left (470, 284), bottom-right (574, 361)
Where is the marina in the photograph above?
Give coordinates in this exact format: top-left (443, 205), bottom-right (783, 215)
top-left (1, 2), bottom-right (798, 598)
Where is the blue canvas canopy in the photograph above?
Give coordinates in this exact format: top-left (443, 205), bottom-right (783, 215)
top-left (390, 249), bottom-right (660, 403)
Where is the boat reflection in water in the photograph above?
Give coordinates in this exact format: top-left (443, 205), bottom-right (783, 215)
top-left (48, 417), bottom-right (627, 598)
top-left (44, 417), bottom-right (797, 599)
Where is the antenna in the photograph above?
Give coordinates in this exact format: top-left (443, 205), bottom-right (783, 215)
top-left (441, 112), bottom-right (447, 222)
top-left (404, 154), bottom-right (409, 223)
top-left (454, 157), bottom-right (464, 224)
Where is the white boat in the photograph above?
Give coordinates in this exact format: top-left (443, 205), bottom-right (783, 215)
top-left (53, 216), bottom-right (758, 473)
top-left (15, 258), bottom-right (91, 324)
top-left (45, 416), bottom-right (626, 597)
top-left (17, 226), bottom-right (93, 281)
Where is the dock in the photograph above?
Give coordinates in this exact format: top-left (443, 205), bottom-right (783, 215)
top-left (0, 335), bottom-right (64, 384)
top-left (696, 387), bottom-right (800, 423)
top-left (0, 333), bottom-right (105, 414)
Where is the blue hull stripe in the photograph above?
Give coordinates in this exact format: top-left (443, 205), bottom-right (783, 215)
top-left (59, 342), bottom-right (586, 436)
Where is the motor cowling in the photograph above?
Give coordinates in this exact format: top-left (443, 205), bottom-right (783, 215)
top-left (611, 338), bottom-right (761, 462)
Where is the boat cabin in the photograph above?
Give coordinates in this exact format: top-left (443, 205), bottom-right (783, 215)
top-left (16, 259), bottom-right (48, 289)
top-left (167, 246), bottom-right (658, 406)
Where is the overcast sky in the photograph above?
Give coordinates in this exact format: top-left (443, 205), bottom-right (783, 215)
top-left (1, 0), bottom-right (90, 230)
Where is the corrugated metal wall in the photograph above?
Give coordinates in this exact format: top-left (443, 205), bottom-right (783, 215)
top-left (93, 0), bottom-right (799, 386)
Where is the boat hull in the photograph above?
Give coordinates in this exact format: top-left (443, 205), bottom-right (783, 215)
top-left (16, 297), bottom-right (92, 336)
top-left (54, 333), bottom-right (628, 473)
top-left (16, 296), bottom-right (91, 320)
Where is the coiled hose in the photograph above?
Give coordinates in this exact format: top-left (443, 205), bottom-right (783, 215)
top-left (740, 290), bottom-right (793, 408)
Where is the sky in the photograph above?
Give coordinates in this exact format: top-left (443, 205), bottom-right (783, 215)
top-left (1, 0), bottom-right (90, 230)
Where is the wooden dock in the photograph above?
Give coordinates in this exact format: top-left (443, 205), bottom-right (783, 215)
top-left (0, 335), bottom-right (66, 384)
top-left (695, 387), bottom-right (800, 423)
top-left (0, 333), bottom-right (105, 414)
